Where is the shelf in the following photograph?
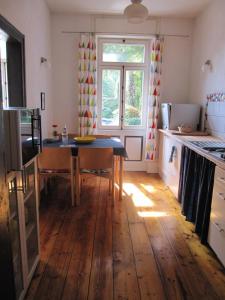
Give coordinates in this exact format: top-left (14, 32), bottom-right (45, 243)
top-left (26, 223), bottom-right (35, 240)
top-left (24, 189), bottom-right (33, 204)
top-left (13, 253), bottom-right (19, 265)
top-left (9, 211), bottom-right (17, 221)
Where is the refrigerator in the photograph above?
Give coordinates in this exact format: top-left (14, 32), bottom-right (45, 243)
top-left (0, 108), bottom-right (42, 300)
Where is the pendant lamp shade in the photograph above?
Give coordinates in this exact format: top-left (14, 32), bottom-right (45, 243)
top-left (124, 0), bottom-right (148, 24)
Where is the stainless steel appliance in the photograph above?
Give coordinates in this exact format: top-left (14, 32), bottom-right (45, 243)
top-left (190, 141), bottom-right (225, 161)
top-left (161, 103), bottom-right (200, 130)
top-left (3, 108), bottom-right (42, 172)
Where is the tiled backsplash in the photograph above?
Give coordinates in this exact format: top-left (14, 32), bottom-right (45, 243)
top-left (205, 93), bottom-right (225, 138)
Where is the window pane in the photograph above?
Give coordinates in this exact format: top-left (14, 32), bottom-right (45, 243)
top-left (103, 43), bottom-right (145, 63)
top-left (0, 38), bottom-right (9, 108)
top-left (102, 69), bottom-right (120, 126)
top-left (124, 70), bottom-right (144, 126)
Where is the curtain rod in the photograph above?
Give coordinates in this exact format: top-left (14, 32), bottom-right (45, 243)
top-left (61, 31), bottom-right (190, 38)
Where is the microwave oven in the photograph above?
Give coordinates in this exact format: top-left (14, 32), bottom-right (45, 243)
top-left (3, 108), bottom-right (42, 172)
top-left (161, 103), bottom-right (200, 130)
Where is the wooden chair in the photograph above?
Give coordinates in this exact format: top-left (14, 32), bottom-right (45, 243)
top-left (37, 147), bottom-right (75, 206)
top-left (75, 148), bottom-right (114, 205)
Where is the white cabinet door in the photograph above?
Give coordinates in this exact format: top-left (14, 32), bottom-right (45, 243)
top-left (159, 132), bottom-right (182, 198)
top-left (208, 166), bottom-right (225, 267)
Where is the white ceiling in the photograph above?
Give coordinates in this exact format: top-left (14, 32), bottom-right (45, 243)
top-left (46, 0), bottom-right (212, 18)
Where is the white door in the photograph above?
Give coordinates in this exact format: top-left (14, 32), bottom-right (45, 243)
top-left (97, 37), bottom-right (150, 171)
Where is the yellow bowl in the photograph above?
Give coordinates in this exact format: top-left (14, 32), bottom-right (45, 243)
top-left (74, 136), bottom-right (96, 144)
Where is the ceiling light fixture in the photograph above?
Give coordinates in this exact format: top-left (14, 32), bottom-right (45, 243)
top-left (124, 0), bottom-right (149, 24)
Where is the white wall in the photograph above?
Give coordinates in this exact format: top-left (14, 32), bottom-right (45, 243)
top-left (51, 14), bottom-right (193, 133)
top-left (190, 0), bottom-right (225, 108)
top-left (0, 0), bottom-right (53, 138)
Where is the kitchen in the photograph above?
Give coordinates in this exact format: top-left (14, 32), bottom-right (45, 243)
top-left (1, 0), bottom-right (225, 299)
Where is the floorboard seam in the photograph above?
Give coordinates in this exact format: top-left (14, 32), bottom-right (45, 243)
top-left (33, 207), bottom-right (68, 300)
top-left (87, 178), bottom-right (101, 300)
top-left (125, 198), bottom-right (142, 299)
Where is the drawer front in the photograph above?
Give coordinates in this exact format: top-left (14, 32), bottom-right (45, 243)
top-left (214, 166), bottom-right (225, 187)
top-left (208, 221), bottom-right (225, 267)
top-left (212, 181), bottom-right (225, 213)
top-left (211, 181), bottom-right (225, 231)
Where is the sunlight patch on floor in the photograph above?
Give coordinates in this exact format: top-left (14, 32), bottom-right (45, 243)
top-left (140, 183), bottom-right (156, 193)
top-left (123, 182), bottom-right (155, 207)
top-left (137, 211), bottom-right (168, 218)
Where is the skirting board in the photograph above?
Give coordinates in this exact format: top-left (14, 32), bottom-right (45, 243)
top-left (124, 160), bottom-right (159, 173)
top-left (146, 160), bottom-right (159, 174)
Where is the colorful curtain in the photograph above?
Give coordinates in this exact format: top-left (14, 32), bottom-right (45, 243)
top-left (145, 37), bottom-right (163, 160)
top-left (78, 33), bottom-right (97, 136)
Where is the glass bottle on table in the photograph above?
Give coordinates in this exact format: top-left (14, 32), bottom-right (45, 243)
top-left (62, 124), bottom-right (68, 145)
top-left (52, 124), bottom-right (58, 140)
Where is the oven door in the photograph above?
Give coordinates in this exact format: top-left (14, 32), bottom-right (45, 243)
top-left (21, 109), bottom-right (42, 166)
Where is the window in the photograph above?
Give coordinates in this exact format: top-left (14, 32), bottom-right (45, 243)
top-left (0, 34), bottom-right (9, 108)
top-left (98, 38), bottom-right (149, 129)
top-left (102, 43), bottom-right (145, 63)
top-left (0, 15), bottom-right (26, 108)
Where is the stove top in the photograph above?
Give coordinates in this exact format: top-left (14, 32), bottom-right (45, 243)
top-left (190, 141), bottom-right (225, 161)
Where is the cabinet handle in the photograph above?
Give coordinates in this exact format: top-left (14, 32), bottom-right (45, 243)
top-left (217, 192), bottom-right (225, 201)
top-left (169, 146), bottom-right (177, 163)
top-left (215, 222), bottom-right (225, 234)
top-left (218, 177), bottom-right (225, 184)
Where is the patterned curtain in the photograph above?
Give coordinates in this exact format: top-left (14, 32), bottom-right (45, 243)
top-left (78, 33), bottom-right (97, 136)
top-left (145, 37), bottom-right (163, 160)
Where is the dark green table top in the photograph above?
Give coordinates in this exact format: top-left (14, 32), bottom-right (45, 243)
top-left (43, 138), bottom-right (127, 157)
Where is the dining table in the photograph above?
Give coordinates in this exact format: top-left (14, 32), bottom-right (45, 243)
top-left (43, 137), bottom-right (127, 200)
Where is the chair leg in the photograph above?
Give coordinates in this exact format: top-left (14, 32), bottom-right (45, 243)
top-left (71, 157), bottom-right (75, 207)
top-left (109, 179), bottom-right (111, 195)
top-left (75, 158), bottom-right (80, 206)
top-left (111, 173), bottom-right (114, 207)
top-left (37, 173), bottom-right (41, 207)
top-left (44, 177), bottom-right (48, 196)
top-left (112, 160), bottom-right (115, 207)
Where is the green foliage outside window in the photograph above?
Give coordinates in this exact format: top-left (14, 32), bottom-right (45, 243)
top-left (101, 43), bottom-right (144, 126)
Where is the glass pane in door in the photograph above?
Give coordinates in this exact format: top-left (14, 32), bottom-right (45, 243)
top-left (124, 70), bottom-right (144, 126)
top-left (101, 69), bottom-right (121, 126)
top-left (24, 161), bottom-right (38, 273)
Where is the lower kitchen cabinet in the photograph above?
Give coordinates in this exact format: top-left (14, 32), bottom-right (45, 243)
top-left (6, 157), bottom-right (40, 300)
top-left (208, 166), bottom-right (225, 267)
top-left (159, 131), bottom-right (182, 198)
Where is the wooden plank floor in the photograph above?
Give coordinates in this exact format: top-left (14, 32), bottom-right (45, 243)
top-left (25, 172), bottom-right (225, 300)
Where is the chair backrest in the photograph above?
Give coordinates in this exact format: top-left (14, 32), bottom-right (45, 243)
top-left (78, 148), bottom-right (113, 170)
top-left (38, 147), bottom-right (71, 171)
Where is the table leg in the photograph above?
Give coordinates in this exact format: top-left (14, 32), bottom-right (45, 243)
top-left (119, 156), bottom-right (123, 201)
top-left (115, 156), bottom-right (118, 184)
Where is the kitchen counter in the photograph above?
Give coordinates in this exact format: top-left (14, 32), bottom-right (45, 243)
top-left (159, 129), bottom-right (225, 170)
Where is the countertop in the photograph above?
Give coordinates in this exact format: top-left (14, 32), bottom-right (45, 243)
top-left (159, 129), bottom-right (225, 170)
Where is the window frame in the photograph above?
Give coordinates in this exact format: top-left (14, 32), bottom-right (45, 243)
top-left (97, 37), bottom-right (149, 130)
